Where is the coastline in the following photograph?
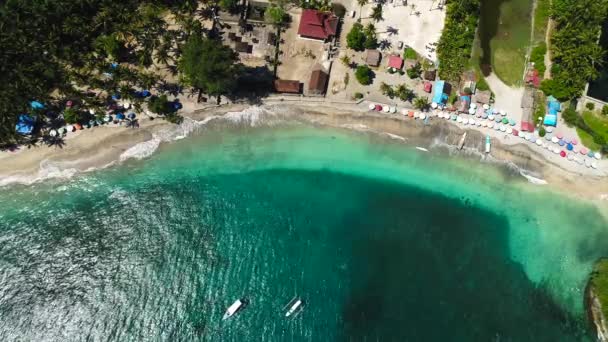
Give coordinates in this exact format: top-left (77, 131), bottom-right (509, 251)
top-left (1, 101), bottom-right (607, 208)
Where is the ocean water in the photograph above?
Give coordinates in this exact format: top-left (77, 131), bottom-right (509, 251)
top-left (1, 120), bottom-right (607, 341)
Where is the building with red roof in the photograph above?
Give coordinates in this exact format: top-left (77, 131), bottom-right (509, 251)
top-left (297, 9), bottom-right (338, 41)
top-left (387, 55), bottom-right (403, 69)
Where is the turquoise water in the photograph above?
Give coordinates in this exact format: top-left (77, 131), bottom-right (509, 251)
top-left (1, 123), bottom-right (607, 340)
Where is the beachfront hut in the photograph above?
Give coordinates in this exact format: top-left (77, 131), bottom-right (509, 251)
top-left (423, 82), bottom-right (432, 93)
top-left (15, 114), bottom-right (36, 135)
top-left (424, 69), bottom-right (437, 81)
top-left (308, 69), bottom-right (329, 95)
top-left (387, 55), bottom-right (404, 70)
top-left (432, 80), bottom-right (449, 105)
top-left (458, 95), bottom-right (471, 113)
top-left (274, 79), bottom-right (301, 94)
top-left (365, 49), bottom-right (381, 67)
top-left (474, 90), bottom-right (491, 104)
top-left (521, 121), bottom-right (535, 132)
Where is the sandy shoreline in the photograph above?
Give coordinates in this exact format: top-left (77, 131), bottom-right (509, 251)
top-left (1, 101), bottom-right (607, 210)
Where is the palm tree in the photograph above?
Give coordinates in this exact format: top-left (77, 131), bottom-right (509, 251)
top-left (414, 97), bottom-right (430, 111)
top-left (380, 82), bottom-right (392, 96)
top-left (371, 4), bottom-right (383, 22)
top-left (357, 0), bottom-right (367, 19)
top-left (396, 84), bottom-right (415, 102)
top-left (340, 55), bottom-right (352, 68)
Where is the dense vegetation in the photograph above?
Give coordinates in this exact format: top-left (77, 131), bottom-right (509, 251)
top-left (0, 0), bottom-right (245, 148)
top-left (541, 0), bottom-right (608, 101)
top-left (437, 0), bottom-right (481, 81)
top-left (563, 108), bottom-right (608, 152)
top-left (346, 22), bottom-right (378, 51)
top-left (355, 65), bottom-right (373, 85)
top-left (530, 43), bottom-right (547, 75)
top-left (588, 258), bottom-right (608, 322)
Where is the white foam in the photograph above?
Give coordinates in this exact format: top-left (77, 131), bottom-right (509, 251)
top-left (519, 170), bottom-right (548, 185)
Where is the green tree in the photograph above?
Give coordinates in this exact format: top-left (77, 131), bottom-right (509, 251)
top-left (148, 95), bottom-right (172, 115)
top-left (346, 23), bottom-right (366, 51)
top-left (603, 106), bottom-right (608, 116)
top-left (363, 23), bottom-right (377, 49)
top-left (340, 55), bottom-right (352, 68)
top-left (380, 82), bottom-right (394, 98)
top-left (355, 65), bottom-right (373, 85)
top-left (179, 36), bottom-right (241, 102)
top-left (395, 84), bottom-right (414, 102)
top-left (406, 64), bottom-right (422, 79)
top-left (219, 0), bottom-right (239, 10)
top-left (265, 1), bottom-right (287, 27)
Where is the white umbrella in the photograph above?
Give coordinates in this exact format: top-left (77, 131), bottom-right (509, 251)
top-left (483, 104), bottom-right (490, 110)
top-left (66, 125), bottom-right (74, 132)
top-left (506, 127), bottom-right (513, 134)
top-left (463, 118), bottom-right (469, 125)
top-left (488, 122), bottom-right (494, 128)
top-left (368, 103), bottom-right (375, 110)
top-left (567, 154), bottom-right (574, 161)
top-left (457, 116), bottom-right (463, 123)
top-left (553, 147), bottom-right (561, 154)
top-left (431, 102), bottom-right (438, 109)
top-left (494, 125), bottom-right (501, 131)
top-left (594, 152), bottom-right (601, 160)
top-left (468, 108), bottom-right (475, 115)
top-left (470, 103), bottom-right (477, 109)
top-left (89, 108), bottom-right (96, 115)
top-left (420, 113), bottom-right (427, 120)
top-left (500, 125), bottom-right (506, 132)
top-left (592, 162), bottom-right (598, 169)
top-left (469, 119), bottom-right (476, 125)
top-left (49, 129), bottom-right (57, 137)
top-left (500, 110), bottom-right (506, 116)
top-left (390, 107), bottom-right (396, 113)
top-left (481, 121), bottom-right (487, 127)
top-left (546, 126), bottom-right (554, 133)
top-left (383, 105), bottom-right (389, 113)
top-left (535, 139), bottom-right (542, 146)
top-left (488, 115), bottom-right (495, 121)
top-left (551, 136), bottom-right (559, 143)
top-left (585, 159), bottom-right (591, 167)
top-left (401, 109), bottom-right (408, 115)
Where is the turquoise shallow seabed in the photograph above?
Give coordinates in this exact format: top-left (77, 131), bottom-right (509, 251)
top-left (0, 123), bottom-right (607, 341)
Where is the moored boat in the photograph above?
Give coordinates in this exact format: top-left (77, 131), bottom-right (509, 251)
top-left (458, 132), bottom-right (467, 150)
top-left (284, 298), bottom-right (303, 317)
top-left (223, 299), bottom-right (244, 320)
top-left (485, 135), bottom-right (491, 153)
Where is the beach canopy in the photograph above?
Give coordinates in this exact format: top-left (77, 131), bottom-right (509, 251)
top-left (567, 143), bottom-right (573, 151)
top-left (116, 113), bottom-right (125, 120)
top-left (571, 138), bottom-right (578, 145)
top-left (127, 113), bottom-right (136, 119)
top-left (544, 114), bottom-right (557, 126)
top-left (432, 80), bottom-right (448, 104)
top-left (15, 114), bottom-right (36, 135)
top-left (580, 148), bottom-right (589, 155)
top-left (556, 132), bottom-right (563, 139)
top-left (368, 103), bottom-right (375, 110)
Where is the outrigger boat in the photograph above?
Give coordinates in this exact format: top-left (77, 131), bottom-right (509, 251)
top-left (223, 299), bottom-right (244, 320)
top-left (458, 132), bottom-right (467, 150)
top-left (485, 135), bottom-right (491, 153)
top-left (284, 297), bottom-right (303, 317)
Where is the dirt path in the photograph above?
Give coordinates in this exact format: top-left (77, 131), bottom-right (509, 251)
top-left (485, 73), bottom-right (525, 121)
top-left (543, 18), bottom-right (553, 79)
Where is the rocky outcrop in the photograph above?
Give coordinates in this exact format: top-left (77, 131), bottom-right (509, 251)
top-left (586, 259), bottom-right (608, 342)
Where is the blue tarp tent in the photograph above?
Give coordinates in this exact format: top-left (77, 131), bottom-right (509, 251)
top-left (30, 101), bottom-right (45, 109)
top-left (544, 114), bottom-right (557, 126)
top-left (15, 114), bottom-right (36, 135)
top-left (547, 95), bottom-right (561, 115)
top-left (432, 80), bottom-right (448, 104)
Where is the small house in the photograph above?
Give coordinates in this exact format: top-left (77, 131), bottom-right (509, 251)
top-left (309, 69), bottom-right (329, 95)
top-left (274, 79), bottom-right (301, 94)
top-left (297, 9), bottom-right (338, 41)
top-left (387, 55), bottom-right (404, 70)
top-left (365, 49), bottom-right (381, 67)
top-left (423, 69), bottom-right (437, 81)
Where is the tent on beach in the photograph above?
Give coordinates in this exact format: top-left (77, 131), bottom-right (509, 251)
top-left (15, 114), bottom-right (36, 135)
top-left (432, 80), bottom-right (449, 105)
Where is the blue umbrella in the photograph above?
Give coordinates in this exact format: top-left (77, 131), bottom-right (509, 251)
top-left (588, 151), bottom-right (595, 157)
top-left (567, 143), bottom-right (573, 151)
top-left (112, 93), bottom-right (121, 100)
top-left (495, 116), bottom-right (501, 122)
top-left (173, 101), bottom-right (182, 110)
top-left (110, 62), bottom-right (119, 69)
top-left (30, 101), bottom-right (45, 109)
top-left (142, 90), bottom-right (151, 97)
top-left (509, 119), bottom-right (516, 126)
top-left (116, 113), bottom-right (125, 120)
top-left (127, 113), bottom-right (136, 119)
top-left (558, 140), bottom-right (565, 146)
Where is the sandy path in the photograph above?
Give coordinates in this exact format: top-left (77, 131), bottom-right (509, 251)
top-left (484, 73), bottom-right (525, 121)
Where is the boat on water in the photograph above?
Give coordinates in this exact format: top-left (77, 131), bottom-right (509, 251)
top-left (223, 299), bottom-right (244, 320)
top-left (284, 297), bottom-right (303, 317)
top-left (458, 132), bottom-right (467, 150)
top-left (485, 135), bottom-right (491, 153)
top-left (415, 146), bottom-right (429, 152)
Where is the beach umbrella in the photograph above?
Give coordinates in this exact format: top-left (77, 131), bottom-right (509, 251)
top-left (481, 121), bottom-right (487, 127)
top-left (468, 108), bottom-right (476, 115)
top-left (571, 138), bottom-right (578, 145)
top-left (482, 114), bottom-right (488, 119)
top-left (585, 159), bottom-right (592, 168)
top-left (588, 151), bottom-right (595, 157)
top-left (431, 102), bottom-right (438, 109)
top-left (563, 137), bottom-right (571, 144)
top-left (551, 136), bottom-right (559, 143)
top-left (470, 103), bottom-right (477, 109)
top-left (509, 119), bottom-right (516, 126)
top-left (545, 134), bottom-right (552, 141)
top-left (457, 116), bottom-right (463, 123)
top-left (116, 113), bottom-right (125, 120)
top-left (390, 107), bottom-right (397, 113)
top-left (488, 122), bottom-right (494, 128)
top-left (558, 140), bottom-right (565, 146)
top-left (546, 126), bottom-right (554, 133)
top-left (567, 153), bottom-right (574, 161)
top-left (450, 114), bottom-right (456, 121)
top-left (580, 148), bottom-right (588, 155)
top-left (401, 109), bottom-right (408, 116)
top-left (566, 143), bottom-right (573, 151)
top-left (368, 103), bottom-right (375, 110)
top-left (494, 116), bottom-right (501, 123)
top-left (592, 162), bottom-right (598, 169)
top-left (595, 152), bottom-right (601, 160)
top-left (493, 108), bottom-right (499, 114)
top-left (49, 129), bottom-right (57, 137)
top-left (556, 132), bottom-right (563, 139)
top-left (375, 105), bottom-right (382, 111)
top-left (66, 125), bottom-right (74, 132)
top-left (382, 105), bottom-right (389, 113)
top-left (74, 123), bottom-right (83, 130)
top-left (103, 115), bottom-right (111, 122)
top-left (500, 125), bottom-right (506, 132)
top-left (501, 118), bottom-right (508, 124)
top-left (488, 114), bottom-right (495, 121)
top-left (553, 147), bottom-right (560, 154)
top-left (421, 113), bottom-right (428, 120)
top-left (512, 129), bottom-right (519, 136)
top-left (506, 127), bottom-right (513, 134)
top-left (469, 119), bottom-right (475, 125)
top-left (483, 104), bottom-right (489, 110)
top-left (536, 139), bottom-right (542, 146)
top-left (500, 110), bottom-right (506, 116)
top-left (127, 113), bottom-right (136, 119)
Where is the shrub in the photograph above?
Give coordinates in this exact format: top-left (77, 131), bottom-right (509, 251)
top-left (355, 65), bottom-right (373, 85)
top-left (353, 92), bottom-right (364, 100)
top-left (148, 94), bottom-right (172, 115)
top-left (63, 107), bottom-right (81, 124)
top-left (448, 93), bottom-right (458, 104)
top-left (595, 135), bottom-right (607, 146)
top-left (331, 3), bottom-right (346, 18)
top-left (586, 102), bottom-right (595, 111)
top-left (406, 64), bottom-right (422, 79)
top-left (476, 76), bottom-right (490, 91)
top-left (403, 47), bottom-right (417, 60)
top-left (540, 79), bottom-right (571, 101)
top-left (562, 108), bottom-right (578, 127)
top-left (539, 126), bottom-right (546, 137)
top-left (603, 106), bottom-right (608, 116)
top-left (463, 87), bottom-right (472, 95)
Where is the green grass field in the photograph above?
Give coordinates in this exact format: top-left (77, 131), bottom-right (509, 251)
top-left (474, 0), bottom-right (533, 86)
top-left (577, 111), bottom-right (608, 150)
top-left (532, 0), bottom-right (551, 43)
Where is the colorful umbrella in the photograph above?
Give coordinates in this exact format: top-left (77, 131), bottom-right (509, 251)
top-left (556, 132), bottom-right (563, 139)
top-left (560, 151), bottom-right (566, 157)
top-left (566, 143), bottom-right (573, 151)
top-left (571, 138), bottom-right (578, 145)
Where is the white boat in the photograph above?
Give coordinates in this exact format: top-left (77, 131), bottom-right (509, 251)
top-left (458, 132), bottom-right (467, 150)
top-left (485, 135), bottom-right (491, 153)
top-left (223, 299), bottom-right (244, 320)
top-left (285, 298), bottom-right (303, 317)
top-left (415, 146), bottom-right (429, 152)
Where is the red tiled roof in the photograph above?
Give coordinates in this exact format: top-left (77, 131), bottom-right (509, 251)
top-left (274, 80), bottom-right (301, 93)
top-left (298, 9), bottom-right (338, 40)
top-left (387, 55), bottom-right (403, 69)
